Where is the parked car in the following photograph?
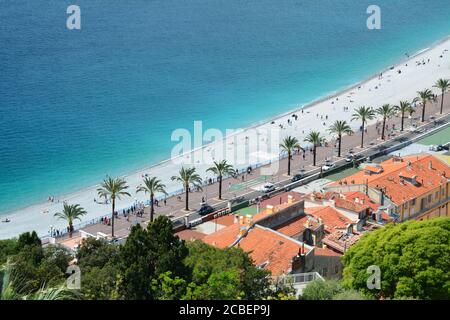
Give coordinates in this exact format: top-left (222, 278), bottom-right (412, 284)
top-left (322, 162), bottom-right (336, 172)
top-left (261, 183), bottom-right (276, 193)
top-left (197, 204), bottom-right (215, 216)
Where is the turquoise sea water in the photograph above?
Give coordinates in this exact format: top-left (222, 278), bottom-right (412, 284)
top-left (1, 0), bottom-right (450, 214)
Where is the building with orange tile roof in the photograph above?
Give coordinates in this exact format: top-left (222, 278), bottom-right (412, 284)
top-left (176, 229), bottom-right (206, 241)
top-left (304, 206), bottom-right (353, 233)
top-left (203, 224), bottom-right (314, 276)
top-left (201, 197), bottom-right (318, 276)
top-left (313, 246), bottom-right (343, 279)
top-left (327, 154), bottom-right (449, 221)
top-left (321, 230), bottom-right (362, 254)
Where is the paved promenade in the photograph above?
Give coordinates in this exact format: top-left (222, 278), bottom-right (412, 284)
top-left (59, 94), bottom-right (450, 242)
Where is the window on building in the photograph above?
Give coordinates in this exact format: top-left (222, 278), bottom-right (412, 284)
top-left (411, 199), bottom-right (416, 206)
top-left (421, 198), bottom-right (426, 211)
top-left (435, 191), bottom-right (439, 200)
top-left (428, 194), bottom-right (432, 203)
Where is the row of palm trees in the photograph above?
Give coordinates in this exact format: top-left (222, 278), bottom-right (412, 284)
top-left (55, 160), bottom-right (237, 237)
top-left (54, 79), bottom-right (449, 238)
top-left (280, 78), bottom-right (450, 175)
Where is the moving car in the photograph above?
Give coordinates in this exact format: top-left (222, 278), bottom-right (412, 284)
top-left (261, 183), bottom-right (276, 193)
top-left (291, 174), bottom-right (303, 182)
top-left (429, 145), bottom-right (442, 151)
top-left (345, 154), bottom-right (355, 162)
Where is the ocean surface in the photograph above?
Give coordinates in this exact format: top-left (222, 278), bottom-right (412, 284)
top-left (1, 0), bottom-right (450, 214)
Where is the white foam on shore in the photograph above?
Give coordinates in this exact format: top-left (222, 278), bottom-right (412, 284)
top-left (1, 37), bottom-right (450, 239)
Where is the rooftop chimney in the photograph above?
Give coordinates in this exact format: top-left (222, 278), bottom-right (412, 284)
top-left (305, 219), bottom-right (311, 228)
top-left (266, 205), bottom-right (274, 214)
top-left (287, 195), bottom-right (294, 204)
top-left (238, 226), bottom-right (246, 238)
top-left (429, 160), bottom-right (433, 170)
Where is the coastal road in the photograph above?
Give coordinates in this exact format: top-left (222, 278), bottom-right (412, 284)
top-left (72, 93), bottom-right (450, 240)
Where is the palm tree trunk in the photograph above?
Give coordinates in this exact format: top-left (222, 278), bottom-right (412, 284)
top-left (313, 146), bottom-right (317, 166)
top-left (69, 222), bottom-right (73, 238)
top-left (287, 152), bottom-right (291, 175)
top-left (150, 194), bottom-right (154, 222)
top-left (218, 176), bottom-right (223, 200)
top-left (441, 91), bottom-right (444, 114)
top-left (381, 117), bottom-right (386, 140)
top-left (338, 134), bottom-right (342, 158)
top-left (360, 121), bottom-right (365, 148)
top-left (401, 111), bottom-right (405, 131)
top-left (421, 102), bottom-right (426, 122)
top-left (185, 185), bottom-right (189, 211)
top-left (111, 198), bottom-right (115, 238)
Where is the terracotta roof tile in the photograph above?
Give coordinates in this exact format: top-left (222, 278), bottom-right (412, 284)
top-left (332, 154), bottom-right (450, 205)
top-left (334, 198), bottom-right (369, 213)
top-left (273, 215), bottom-right (310, 237)
top-left (305, 206), bottom-right (352, 233)
top-left (203, 224), bottom-right (309, 276)
top-left (176, 229), bottom-right (206, 241)
top-left (314, 247), bottom-right (342, 257)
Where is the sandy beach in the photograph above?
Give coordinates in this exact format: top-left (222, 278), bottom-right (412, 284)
top-left (1, 36), bottom-right (450, 240)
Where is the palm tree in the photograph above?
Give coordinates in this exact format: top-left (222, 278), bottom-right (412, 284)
top-left (53, 203), bottom-right (87, 238)
top-left (0, 263), bottom-right (20, 300)
top-left (376, 104), bottom-right (395, 140)
top-left (417, 89), bottom-right (434, 122)
top-left (97, 177), bottom-right (130, 238)
top-left (279, 136), bottom-right (300, 176)
top-left (395, 101), bottom-right (413, 132)
top-left (171, 167), bottom-right (203, 211)
top-left (1, 262), bottom-right (73, 300)
top-left (206, 160), bottom-right (235, 200)
top-left (434, 79), bottom-right (450, 114)
top-left (136, 176), bottom-right (168, 222)
top-left (328, 120), bottom-right (353, 157)
top-left (351, 106), bottom-right (375, 148)
top-left (304, 131), bottom-right (325, 166)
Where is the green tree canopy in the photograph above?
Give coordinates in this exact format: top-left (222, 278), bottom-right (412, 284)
top-left (301, 280), bottom-right (343, 300)
top-left (117, 216), bottom-right (189, 300)
top-left (342, 217), bottom-right (450, 300)
top-left (183, 241), bottom-right (293, 300)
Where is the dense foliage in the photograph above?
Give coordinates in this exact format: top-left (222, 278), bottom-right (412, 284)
top-left (0, 231), bottom-right (72, 299)
top-left (342, 217), bottom-right (450, 300)
top-left (300, 279), bottom-right (365, 300)
top-left (69, 216), bottom-right (293, 300)
top-left (3, 216), bottom-right (448, 300)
